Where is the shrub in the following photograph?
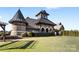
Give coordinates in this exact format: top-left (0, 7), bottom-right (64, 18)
top-left (5, 35), bottom-right (22, 39)
top-left (21, 32), bottom-right (28, 37)
top-left (0, 35), bottom-right (22, 40)
top-left (27, 32), bottom-right (33, 37)
top-left (62, 30), bottom-right (79, 36)
top-left (0, 32), bottom-right (4, 36)
top-left (0, 31), bottom-right (11, 36)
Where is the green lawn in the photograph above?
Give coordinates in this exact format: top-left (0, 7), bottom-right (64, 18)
top-left (0, 36), bottom-right (79, 52)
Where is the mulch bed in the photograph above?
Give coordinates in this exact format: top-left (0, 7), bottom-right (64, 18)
top-left (0, 35), bottom-right (22, 40)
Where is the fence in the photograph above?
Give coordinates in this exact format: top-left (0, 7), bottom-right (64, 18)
top-left (62, 30), bottom-right (79, 36)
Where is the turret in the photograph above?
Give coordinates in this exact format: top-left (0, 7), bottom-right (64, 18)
top-left (36, 10), bottom-right (49, 19)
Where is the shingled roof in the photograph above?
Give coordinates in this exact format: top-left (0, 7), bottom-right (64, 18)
top-left (35, 18), bottom-right (56, 26)
top-left (36, 10), bottom-right (49, 16)
top-left (54, 23), bottom-right (64, 31)
top-left (25, 17), bottom-right (39, 29)
top-left (9, 9), bottom-right (28, 24)
top-left (9, 9), bottom-right (56, 26)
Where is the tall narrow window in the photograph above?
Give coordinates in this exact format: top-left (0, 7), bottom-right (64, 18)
top-left (41, 28), bottom-right (44, 32)
top-left (46, 28), bottom-right (48, 32)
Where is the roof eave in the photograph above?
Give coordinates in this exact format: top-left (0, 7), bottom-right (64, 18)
top-left (9, 20), bottom-right (28, 25)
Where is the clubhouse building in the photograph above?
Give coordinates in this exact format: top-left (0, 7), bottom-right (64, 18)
top-left (9, 9), bottom-right (64, 36)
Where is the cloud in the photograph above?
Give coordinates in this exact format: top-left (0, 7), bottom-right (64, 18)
top-left (6, 24), bottom-right (12, 31)
top-left (0, 16), bottom-right (2, 19)
top-left (0, 16), bottom-right (3, 21)
top-left (0, 16), bottom-right (11, 31)
top-left (46, 7), bottom-right (60, 10)
top-left (0, 27), bottom-right (3, 31)
top-left (0, 23), bottom-right (12, 31)
top-left (0, 16), bottom-right (6, 22)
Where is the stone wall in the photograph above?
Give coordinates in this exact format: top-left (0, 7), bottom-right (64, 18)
top-left (11, 23), bottom-right (54, 36)
top-left (11, 24), bottom-right (26, 36)
top-left (37, 24), bottom-right (54, 33)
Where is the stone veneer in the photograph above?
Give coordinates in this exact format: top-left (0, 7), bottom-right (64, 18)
top-left (11, 23), bottom-right (54, 36)
top-left (11, 23), bottom-right (26, 35)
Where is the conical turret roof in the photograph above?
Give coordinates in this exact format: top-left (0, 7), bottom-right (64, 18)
top-left (9, 9), bottom-right (28, 24)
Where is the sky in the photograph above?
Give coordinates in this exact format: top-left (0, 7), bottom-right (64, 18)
top-left (0, 7), bottom-right (79, 31)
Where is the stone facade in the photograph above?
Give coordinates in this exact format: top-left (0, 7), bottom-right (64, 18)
top-left (11, 22), bottom-right (26, 35)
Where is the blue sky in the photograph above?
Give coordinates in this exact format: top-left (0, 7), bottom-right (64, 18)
top-left (0, 7), bottom-right (79, 31)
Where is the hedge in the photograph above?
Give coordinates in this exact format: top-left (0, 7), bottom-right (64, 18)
top-left (62, 30), bottom-right (79, 36)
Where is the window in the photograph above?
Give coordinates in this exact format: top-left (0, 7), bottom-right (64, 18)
top-left (17, 26), bottom-right (26, 31)
top-left (46, 28), bottom-right (48, 32)
top-left (17, 26), bottom-right (21, 31)
top-left (41, 28), bottom-right (44, 32)
top-left (50, 28), bottom-right (52, 31)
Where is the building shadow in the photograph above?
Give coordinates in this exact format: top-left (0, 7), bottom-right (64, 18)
top-left (0, 40), bottom-right (36, 50)
top-left (0, 41), bottom-right (17, 48)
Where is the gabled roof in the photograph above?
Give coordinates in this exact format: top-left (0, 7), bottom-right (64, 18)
top-left (35, 18), bottom-right (56, 26)
top-left (9, 9), bottom-right (28, 24)
top-left (25, 17), bottom-right (38, 29)
top-left (26, 17), bottom-right (56, 27)
top-left (54, 23), bottom-right (64, 31)
top-left (9, 9), bottom-right (56, 27)
top-left (36, 10), bottom-right (49, 16)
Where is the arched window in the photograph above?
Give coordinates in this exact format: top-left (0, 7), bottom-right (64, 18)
top-left (46, 28), bottom-right (48, 32)
top-left (50, 28), bottom-right (52, 31)
top-left (41, 28), bottom-right (44, 32)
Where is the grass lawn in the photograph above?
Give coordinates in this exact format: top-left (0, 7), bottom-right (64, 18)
top-left (0, 36), bottom-right (79, 52)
